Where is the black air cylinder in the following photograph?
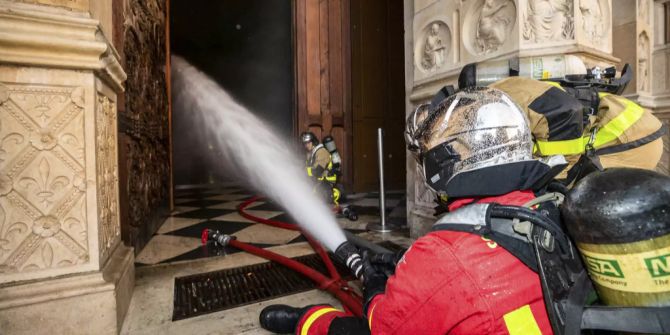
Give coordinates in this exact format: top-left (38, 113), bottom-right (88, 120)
top-left (562, 168), bottom-right (670, 307)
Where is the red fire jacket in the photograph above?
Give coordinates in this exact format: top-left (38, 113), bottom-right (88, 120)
top-left (295, 191), bottom-right (553, 335)
top-left (365, 190), bottom-right (553, 334)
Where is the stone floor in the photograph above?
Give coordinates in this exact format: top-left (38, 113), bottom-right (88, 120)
top-left (121, 184), bottom-right (411, 334)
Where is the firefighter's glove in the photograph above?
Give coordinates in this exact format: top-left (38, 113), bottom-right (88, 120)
top-left (368, 249), bottom-right (406, 277)
top-left (361, 251), bottom-right (389, 315)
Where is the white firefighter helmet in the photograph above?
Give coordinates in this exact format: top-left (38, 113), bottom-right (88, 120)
top-left (406, 86), bottom-right (559, 198)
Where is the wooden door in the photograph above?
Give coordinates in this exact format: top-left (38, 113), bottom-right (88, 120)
top-left (295, 0), bottom-right (353, 189)
top-left (351, 0), bottom-right (406, 192)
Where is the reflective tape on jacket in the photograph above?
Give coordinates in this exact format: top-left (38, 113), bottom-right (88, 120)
top-left (503, 305), bottom-right (543, 335)
top-left (534, 94), bottom-right (644, 156)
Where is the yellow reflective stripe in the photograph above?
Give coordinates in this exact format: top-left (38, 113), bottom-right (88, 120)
top-left (306, 167), bottom-right (313, 177)
top-left (301, 307), bottom-right (340, 335)
top-left (535, 95), bottom-right (643, 156)
top-left (544, 81), bottom-right (565, 91)
top-left (592, 96), bottom-right (644, 148)
top-left (535, 137), bottom-right (589, 156)
top-left (367, 303), bottom-right (377, 330)
top-left (503, 305), bottom-right (542, 335)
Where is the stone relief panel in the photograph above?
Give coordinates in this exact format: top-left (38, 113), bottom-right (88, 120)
top-left (578, 0), bottom-right (610, 46)
top-left (522, 0), bottom-right (575, 43)
top-left (464, 0), bottom-right (517, 55)
top-left (415, 21), bottom-right (451, 73)
top-left (639, 31), bottom-right (650, 92)
top-left (0, 83), bottom-right (88, 275)
top-left (96, 94), bottom-right (119, 261)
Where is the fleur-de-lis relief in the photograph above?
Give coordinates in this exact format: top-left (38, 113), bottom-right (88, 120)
top-left (30, 94), bottom-right (59, 124)
top-left (18, 158), bottom-right (70, 208)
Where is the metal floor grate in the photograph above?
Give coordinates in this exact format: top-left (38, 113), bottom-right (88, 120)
top-left (172, 253), bottom-right (351, 321)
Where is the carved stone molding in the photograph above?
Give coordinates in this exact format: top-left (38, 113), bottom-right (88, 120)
top-left (415, 21), bottom-right (451, 73)
top-left (638, 0), bottom-right (649, 24)
top-left (0, 82), bottom-right (88, 281)
top-left (12, 0), bottom-right (89, 12)
top-left (0, 2), bottom-right (126, 92)
top-left (522, 0), bottom-right (575, 43)
top-left (465, 0), bottom-right (517, 55)
top-left (95, 94), bottom-right (119, 261)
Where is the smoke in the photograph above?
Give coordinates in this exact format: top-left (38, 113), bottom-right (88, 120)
top-left (171, 55), bottom-right (347, 251)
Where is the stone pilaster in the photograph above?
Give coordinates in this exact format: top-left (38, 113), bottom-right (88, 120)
top-left (0, 1), bottom-right (132, 334)
top-left (406, 0), bottom-right (618, 237)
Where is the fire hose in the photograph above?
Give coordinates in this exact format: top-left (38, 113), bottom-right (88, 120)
top-left (202, 196), bottom-right (364, 316)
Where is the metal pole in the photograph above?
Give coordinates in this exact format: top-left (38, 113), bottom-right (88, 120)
top-left (367, 128), bottom-right (396, 232)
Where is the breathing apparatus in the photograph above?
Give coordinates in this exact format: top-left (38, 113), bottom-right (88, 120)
top-left (457, 55), bottom-right (632, 95)
top-left (322, 136), bottom-right (342, 177)
top-left (407, 76), bottom-right (669, 333)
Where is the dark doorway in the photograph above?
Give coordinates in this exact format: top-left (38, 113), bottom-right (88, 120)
top-left (350, 0), bottom-right (406, 192)
top-left (170, 0), bottom-right (294, 186)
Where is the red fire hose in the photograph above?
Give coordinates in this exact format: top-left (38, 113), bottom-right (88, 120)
top-left (202, 196), bottom-right (363, 316)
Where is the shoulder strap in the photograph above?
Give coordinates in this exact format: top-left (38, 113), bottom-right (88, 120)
top-left (581, 306), bottom-right (670, 334)
top-left (432, 204), bottom-right (539, 271)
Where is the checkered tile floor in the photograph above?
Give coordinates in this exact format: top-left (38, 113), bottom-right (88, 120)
top-left (135, 184), bottom-right (407, 266)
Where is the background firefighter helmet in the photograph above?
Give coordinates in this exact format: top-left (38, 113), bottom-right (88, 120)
top-left (300, 131), bottom-right (318, 145)
top-left (406, 87), bottom-right (558, 198)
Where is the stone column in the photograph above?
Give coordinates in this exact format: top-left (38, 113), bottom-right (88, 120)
top-left (0, 1), bottom-right (133, 334)
top-left (634, 0), bottom-right (670, 174)
top-left (405, 0), bottom-right (618, 237)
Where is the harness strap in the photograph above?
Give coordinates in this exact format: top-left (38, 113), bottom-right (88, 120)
top-left (594, 123), bottom-right (668, 156)
top-left (581, 306), bottom-right (670, 334)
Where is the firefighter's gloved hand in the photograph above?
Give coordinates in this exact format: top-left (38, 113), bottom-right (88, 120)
top-left (361, 251), bottom-right (389, 315)
top-left (369, 249), bottom-right (406, 277)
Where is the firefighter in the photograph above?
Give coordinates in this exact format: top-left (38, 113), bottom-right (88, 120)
top-left (301, 132), bottom-right (340, 205)
top-left (489, 76), bottom-right (666, 182)
top-left (260, 88), bottom-right (563, 334)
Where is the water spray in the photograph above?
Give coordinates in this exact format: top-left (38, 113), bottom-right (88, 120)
top-left (171, 56), bottom-right (364, 277)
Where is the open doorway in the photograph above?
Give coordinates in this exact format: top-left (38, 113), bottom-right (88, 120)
top-left (170, 0), bottom-right (295, 186)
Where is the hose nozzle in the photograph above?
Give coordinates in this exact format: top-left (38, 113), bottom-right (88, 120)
top-left (334, 241), bottom-right (364, 279)
top-left (202, 229), bottom-right (235, 247)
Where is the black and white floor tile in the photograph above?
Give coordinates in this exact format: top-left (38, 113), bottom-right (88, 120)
top-left (135, 184), bottom-right (407, 266)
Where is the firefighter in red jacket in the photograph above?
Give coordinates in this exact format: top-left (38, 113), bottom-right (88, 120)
top-left (259, 87), bottom-right (561, 334)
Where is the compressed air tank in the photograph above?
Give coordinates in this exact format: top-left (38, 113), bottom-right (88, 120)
top-left (561, 168), bottom-right (670, 307)
top-left (322, 136), bottom-right (342, 169)
top-left (459, 55), bottom-right (588, 88)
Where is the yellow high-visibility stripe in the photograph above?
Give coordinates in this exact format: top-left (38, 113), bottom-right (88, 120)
top-left (544, 81), bottom-right (565, 91)
top-left (592, 97), bottom-right (644, 148)
top-left (503, 305), bottom-right (542, 335)
top-left (534, 95), bottom-right (643, 156)
top-left (367, 303), bottom-right (377, 330)
top-left (306, 167), bottom-right (313, 177)
top-left (301, 307), bottom-right (340, 335)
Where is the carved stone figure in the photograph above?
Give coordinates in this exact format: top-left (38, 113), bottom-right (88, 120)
top-left (580, 0), bottom-right (606, 44)
top-left (475, 0), bottom-right (516, 54)
top-left (523, 0), bottom-right (574, 42)
top-left (421, 23), bottom-right (446, 71)
top-left (638, 31), bottom-right (650, 92)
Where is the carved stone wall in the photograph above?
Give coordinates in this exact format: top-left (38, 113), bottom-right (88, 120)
top-left (0, 82), bottom-right (89, 278)
top-left (117, 0), bottom-right (170, 252)
top-left (0, 2), bottom-right (133, 333)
